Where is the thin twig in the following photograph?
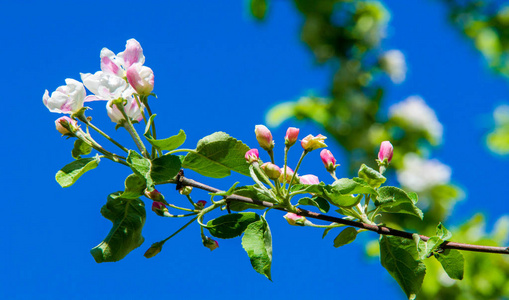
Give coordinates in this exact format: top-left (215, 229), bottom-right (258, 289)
top-left (176, 176), bottom-right (509, 255)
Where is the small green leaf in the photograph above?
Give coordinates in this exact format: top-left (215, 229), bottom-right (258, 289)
top-left (331, 178), bottom-right (377, 195)
top-left (435, 223), bottom-right (452, 240)
top-left (207, 213), bottom-right (260, 239)
top-left (435, 249), bottom-right (464, 280)
top-left (115, 174), bottom-right (146, 199)
top-left (380, 236), bottom-right (426, 299)
top-left (150, 154), bottom-right (181, 183)
top-left (210, 182), bottom-right (239, 197)
top-left (242, 216), bottom-right (272, 280)
top-left (71, 139), bottom-right (92, 159)
top-left (322, 227), bottom-right (334, 239)
top-left (375, 186), bottom-right (423, 219)
top-left (144, 115), bottom-right (187, 151)
top-left (298, 197), bottom-right (330, 213)
top-left (289, 183), bottom-right (324, 194)
top-left (233, 185), bottom-right (278, 204)
top-left (182, 132), bottom-right (251, 178)
top-left (127, 150), bottom-right (153, 189)
top-left (358, 164), bottom-right (386, 188)
top-left (333, 227), bottom-right (358, 248)
top-left (90, 192), bottom-right (146, 263)
top-left (55, 155), bottom-right (100, 188)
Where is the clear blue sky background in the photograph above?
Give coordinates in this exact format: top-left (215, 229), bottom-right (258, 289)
top-left (2, 1), bottom-right (508, 299)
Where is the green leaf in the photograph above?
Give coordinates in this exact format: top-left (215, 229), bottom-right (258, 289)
top-left (242, 216), bottom-right (272, 280)
top-left (333, 227), bottom-right (358, 248)
top-left (182, 132), bottom-right (251, 178)
top-left (298, 197), bottom-right (330, 213)
top-left (322, 227), bottom-right (334, 239)
top-left (144, 115), bottom-right (187, 151)
top-left (207, 213), bottom-right (261, 239)
top-left (435, 249), bottom-right (464, 280)
top-left (375, 186), bottom-right (423, 219)
top-left (233, 185), bottom-right (278, 204)
top-left (115, 174), bottom-right (146, 199)
top-left (55, 155), bottom-right (100, 188)
top-left (435, 222), bottom-right (452, 240)
top-left (127, 150), bottom-right (153, 189)
top-left (210, 182), bottom-right (239, 197)
top-left (90, 192), bottom-right (146, 263)
top-left (289, 183), bottom-right (324, 194)
top-left (358, 164), bottom-right (386, 188)
top-left (71, 139), bottom-right (92, 159)
top-left (380, 236), bottom-right (426, 299)
top-left (150, 154), bottom-right (181, 183)
top-left (331, 178), bottom-right (377, 195)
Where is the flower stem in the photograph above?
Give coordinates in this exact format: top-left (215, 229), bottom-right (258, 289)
top-left (116, 103), bottom-right (149, 157)
top-left (77, 115), bottom-right (129, 153)
top-left (161, 217), bottom-right (198, 243)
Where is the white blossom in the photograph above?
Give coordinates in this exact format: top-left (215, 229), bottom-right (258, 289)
top-left (389, 96), bottom-right (443, 142)
top-left (397, 153), bottom-right (451, 192)
top-left (380, 49), bottom-right (407, 84)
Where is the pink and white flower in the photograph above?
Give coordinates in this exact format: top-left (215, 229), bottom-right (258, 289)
top-left (378, 141), bottom-right (393, 163)
top-left (285, 127), bottom-right (300, 147)
top-left (299, 174), bottom-right (319, 185)
top-left (245, 149), bottom-right (260, 164)
top-left (43, 79), bottom-right (86, 114)
top-left (301, 134), bottom-right (327, 151)
top-left (106, 96), bottom-right (144, 124)
top-left (126, 63), bottom-right (154, 96)
top-left (255, 125), bottom-right (274, 151)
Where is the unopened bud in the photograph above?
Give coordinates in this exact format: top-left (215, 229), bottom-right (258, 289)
top-left (152, 201), bottom-right (169, 217)
top-left (144, 242), bottom-right (163, 258)
top-left (285, 127), bottom-right (300, 147)
top-left (196, 200), bottom-right (207, 208)
top-left (279, 166), bottom-right (298, 184)
top-left (261, 162), bottom-right (282, 180)
top-left (301, 134), bottom-right (327, 151)
top-left (378, 141), bottom-right (393, 164)
top-left (283, 213), bottom-right (309, 226)
top-left (320, 149), bottom-right (337, 173)
top-left (245, 148), bottom-right (260, 164)
top-left (145, 189), bottom-right (165, 202)
top-left (255, 125), bottom-right (274, 151)
top-left (203, 236), bottom-right (219, 251)
top-left (299, 174), bottom-right (319, 185)
top-left (179, 186), bottom-right (193, 196)
top-left (55, 116), bottom-right (78, 135)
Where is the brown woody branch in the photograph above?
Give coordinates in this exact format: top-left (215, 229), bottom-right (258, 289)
top-left (177, 176), bottom-right (509, 255)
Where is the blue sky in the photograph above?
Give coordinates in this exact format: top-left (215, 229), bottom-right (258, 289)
top-left (2, 1), bottom-right (508, 299)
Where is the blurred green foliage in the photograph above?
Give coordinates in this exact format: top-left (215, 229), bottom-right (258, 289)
top-left (249, 0), bottom-right (509, 298)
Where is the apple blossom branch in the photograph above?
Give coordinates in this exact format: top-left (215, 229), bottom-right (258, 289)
top-left (173, 175), bottom-right (509, 255)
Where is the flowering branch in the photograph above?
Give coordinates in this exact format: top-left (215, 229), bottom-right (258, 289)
top-left (174, 175), bottom-right (509, 255)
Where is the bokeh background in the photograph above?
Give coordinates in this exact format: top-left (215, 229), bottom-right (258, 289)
top-left (2, 0), bottom-right (509, 299)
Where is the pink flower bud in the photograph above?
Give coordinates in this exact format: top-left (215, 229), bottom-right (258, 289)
top-left (245, 149), bottom-right (260, 164)
top-left (283, 213), bottom-right (307, 226)
top-left (301, 134), bottom-right (327, 151)
top-left (203, 236), bottom-right (219, 251)
top-left (55, 116), bottom-right (77, 135)
top-left (378, 141), bottom-right (393, 163)
top-left (151, 201), bottom-right (169, 217)
top-left (320, 149), bottom-right (337, 173)
top-left (126, 63), bottom-right (155, 96)
top-left (299, 174), bottom-right (319, 185)
top-left (285, 127), bottom-right (300, 147)
top-left (196, 200), bottom-right (207, 208)
top-left (255, 125), bottom-right (274, 151)
top-left (261, 162), bottom-right (282, 180)
top-left (179, 186), bottom-right (193, 196)
top-left (279, 166), bottom-right (298, 184)
top-left (145, 189), bottom-right (165, 202)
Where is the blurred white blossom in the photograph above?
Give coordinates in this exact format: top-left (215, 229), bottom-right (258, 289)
top-left (397, 153), bottom-right (451, 192)
top-left (380, 49), bottom-right (407, 83)
top-left (389, 96), bottom-right (443, 142)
